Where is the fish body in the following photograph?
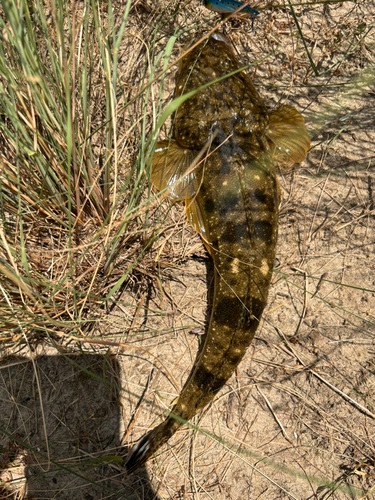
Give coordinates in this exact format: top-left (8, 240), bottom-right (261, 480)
top-left (204, 0), bottom-right (259, 16)
top-left (125, 32), bottom-right (310, 473)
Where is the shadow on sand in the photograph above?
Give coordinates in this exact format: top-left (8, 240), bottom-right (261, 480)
top-left (0, 353), bottom-right (161, 499)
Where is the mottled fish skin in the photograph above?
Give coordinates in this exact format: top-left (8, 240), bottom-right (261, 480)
top-left (125, 33), bottom-right (309, 474)
top-left (204, 0), bottom-right (259, 16)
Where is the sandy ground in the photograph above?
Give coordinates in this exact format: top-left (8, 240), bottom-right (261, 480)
top-left (1, 0), bottom-right (375, 498)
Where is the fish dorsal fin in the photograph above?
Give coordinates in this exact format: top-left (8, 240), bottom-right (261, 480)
top-left (151, 139), bottom-right (197, 201)
top-left (266, 105), bottom-right (310, 169)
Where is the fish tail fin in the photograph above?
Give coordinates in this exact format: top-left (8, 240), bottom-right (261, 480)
top-left (125, 429), bottom-right (156, 474)
top-left (125, 419), bottom-right (178, 474)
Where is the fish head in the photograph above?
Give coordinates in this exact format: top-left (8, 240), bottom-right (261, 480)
top-left (174, 32), bottom-right (269, 150)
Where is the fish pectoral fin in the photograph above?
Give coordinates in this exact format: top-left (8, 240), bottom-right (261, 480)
top-left (152, 139), bottom-right (214, 254)
top-left (151, 139), bottom-right (198, 201)
top-left (185, 197), bottom-right (212, 255)
top-left (266, 105), bottom-right (310, 169)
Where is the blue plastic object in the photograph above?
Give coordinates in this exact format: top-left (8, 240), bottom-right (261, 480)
top-left (204, 0), bottom-right (259, 16)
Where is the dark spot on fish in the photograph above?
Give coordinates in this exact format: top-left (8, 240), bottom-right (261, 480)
top-left (214, 294), bottom-right (267, 332)
top-left (254, 188), bottom-right (267, 204)
top-left (221, 222), bottom-right (248, 243)
top-left (214, 296), bottom-right (243, 327)
top-left (222, 191), bottom-right (238, 206)
top-left (218, 160), bottom-right (231, 175)
top-left (250, 297), bottom-right (266, 320)
top-left (254, 188), bottom-right (277, 213)
top-left (254, 220), bottom-right (274, 242)
top-left (227, 275), bottom-right (240, 287)
top-left (191, 356), bottom-right (248, 406)
top-left (191, 364), bottom-right (215, 388)
top-left (204, 198), bottom-right (215, 214)
top-left (210, 238), bottom-right (219, 250)
top-left (218, 192), bottom-right (239, 217)
top-left (220, 222), bottom-right (236, 243)
top-left (186, 364), bottom-right (222, 407)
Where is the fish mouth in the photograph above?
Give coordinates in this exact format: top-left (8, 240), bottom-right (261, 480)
top-left (184, 30), bottom-right (231, 50)
top-left (210, 31), bottom-right (231, 44)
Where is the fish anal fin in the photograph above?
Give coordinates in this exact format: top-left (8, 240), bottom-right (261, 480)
top-left (267, 105), bottom-right (310, 170)
top-left (151, 140), bottom-right (197, 201)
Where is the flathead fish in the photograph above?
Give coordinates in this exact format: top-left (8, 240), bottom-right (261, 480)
top-left (125, 32), bottom-right (310, 473)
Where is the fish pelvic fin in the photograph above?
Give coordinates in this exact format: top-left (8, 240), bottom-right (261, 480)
top-left (185, 196), bottom-right (212, 253)
top-left (266, 105), bottom-right (310, 169)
